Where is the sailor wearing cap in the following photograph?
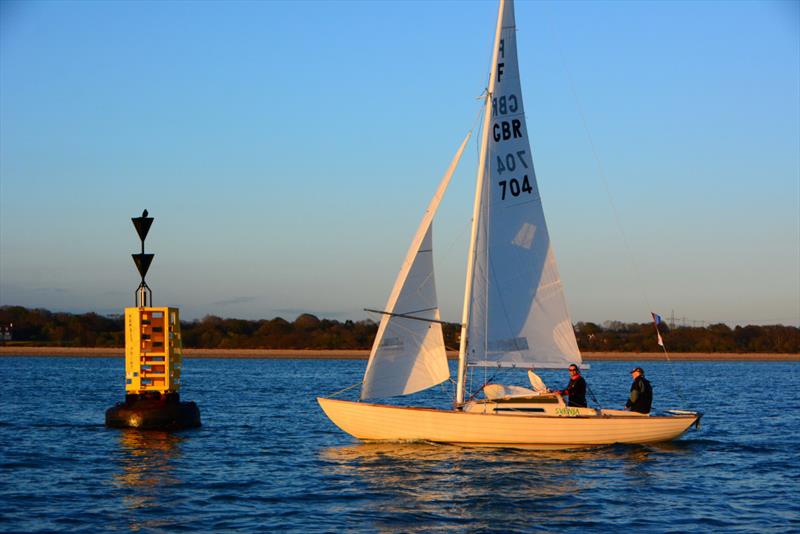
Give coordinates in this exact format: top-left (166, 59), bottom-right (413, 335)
top-left (625, 367), bottom-right (653, 414)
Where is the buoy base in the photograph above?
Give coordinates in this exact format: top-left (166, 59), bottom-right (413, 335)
top-left (105, 392), bottom-right (201, 430)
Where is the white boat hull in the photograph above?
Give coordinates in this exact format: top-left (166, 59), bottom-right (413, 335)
top-left (318, 397), bottom-right (700, 449)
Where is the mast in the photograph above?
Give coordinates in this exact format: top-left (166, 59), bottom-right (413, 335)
top-left (456, 0), bottom-right (508, 405)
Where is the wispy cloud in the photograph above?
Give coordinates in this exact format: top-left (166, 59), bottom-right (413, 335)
top-left (101, 290), bottom-right (128, 297)
top-left (31, 287), bottom-right (70, 294)
top-left (212, 296), bottom-right (258, 307)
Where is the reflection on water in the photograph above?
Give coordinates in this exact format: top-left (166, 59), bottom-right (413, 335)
top-left (319, 441), bottom-right (671, 530)
top-left (113, 430), bottom-right (184, 531)
top-left (0, 359), bottom-right (794, 531)
top-left (114, 429), bottom-right (183, 490)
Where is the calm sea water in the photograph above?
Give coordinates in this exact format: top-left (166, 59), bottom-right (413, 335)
top-left (0, 357), bottom-right (797, 533)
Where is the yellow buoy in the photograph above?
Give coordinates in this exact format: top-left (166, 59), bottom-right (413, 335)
top-left (105, 210), bottom-right (201, 430)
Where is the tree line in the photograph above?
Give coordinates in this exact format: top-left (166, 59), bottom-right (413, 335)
top-left (0, 306), bottom-right (797, 354)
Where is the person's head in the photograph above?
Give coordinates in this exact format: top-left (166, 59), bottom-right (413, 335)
top-left (630, 367), bottom-right (644, 379)
top-left (568, 364), bottom-right (580, 376)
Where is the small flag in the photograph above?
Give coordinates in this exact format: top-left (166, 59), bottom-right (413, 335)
top-left (652, 312), bottom-right (664, 347)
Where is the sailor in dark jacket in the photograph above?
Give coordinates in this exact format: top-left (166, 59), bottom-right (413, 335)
top-left (559, 364), bottom-right (587, 407)
top-left (626, 367), bottom-right (653, 414)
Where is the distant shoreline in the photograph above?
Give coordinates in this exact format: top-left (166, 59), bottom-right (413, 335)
top-left (0, 346), bottom-right (797, 361)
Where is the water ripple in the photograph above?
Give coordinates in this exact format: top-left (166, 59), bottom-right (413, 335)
top-left (0, 358), bottom-right (798, 532)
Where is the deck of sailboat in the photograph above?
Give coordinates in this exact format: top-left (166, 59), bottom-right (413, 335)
top-left (318, 397), bottom-right (700, 449)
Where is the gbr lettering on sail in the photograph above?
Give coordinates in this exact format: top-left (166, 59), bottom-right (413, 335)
top-left (491, 38), bottom-right (533, 202)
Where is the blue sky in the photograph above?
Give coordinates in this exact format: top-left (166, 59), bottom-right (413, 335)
top-left (1, 0), bottom-right (798, 327)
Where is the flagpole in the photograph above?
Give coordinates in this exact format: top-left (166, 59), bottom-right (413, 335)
top-left (651, 312), bottom-right (687, 404)
top-left (651, 313), bottom-right (670, 361)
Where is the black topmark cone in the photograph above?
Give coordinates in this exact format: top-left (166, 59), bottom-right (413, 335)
top-left (132, 253), bottom-right (154, 280)
top-left (132, 209), bottom-right (154, 243)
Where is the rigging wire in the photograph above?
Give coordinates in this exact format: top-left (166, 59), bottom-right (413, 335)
top-left (466, 371), bottom-right (499, 403)
top-left (586, 382), bottom-right (603, 410)
top-left (328, 381), bottom-right (362, 399)
top-left (541, 6), bottom-right (691, 408)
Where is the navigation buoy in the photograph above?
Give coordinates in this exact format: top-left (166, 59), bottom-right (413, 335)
top-left (105, 210), bottom-right (201, 430)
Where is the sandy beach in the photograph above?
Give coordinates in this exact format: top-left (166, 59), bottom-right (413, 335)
top-left (0, 346), bottom-right (796, 361)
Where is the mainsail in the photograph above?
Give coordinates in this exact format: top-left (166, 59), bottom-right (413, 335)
top-left (361, 133), bottom-right (471, 400)
top-left (464, 0), bottom-right (581, 370)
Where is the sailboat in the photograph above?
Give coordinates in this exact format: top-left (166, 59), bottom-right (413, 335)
top-left (318, 0), bottom-right (700, 449)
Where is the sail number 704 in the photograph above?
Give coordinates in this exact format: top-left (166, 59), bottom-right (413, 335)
top-left (498, 176), bottom-right (533, 200)
top-left (496, 151), bottom-right (533, 200)
top-left (496, 150), bottom-right (529, 174)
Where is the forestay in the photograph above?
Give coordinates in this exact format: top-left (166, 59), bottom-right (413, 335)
top-left (361, 134), bottom-right (471, 400)
top-left (465, 0), bottom-right (581, 369)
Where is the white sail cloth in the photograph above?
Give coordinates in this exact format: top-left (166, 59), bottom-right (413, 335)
top-left (465, 0), bottom-right (581, 369)
top-left (361, 134), bottom-right (471, 400)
